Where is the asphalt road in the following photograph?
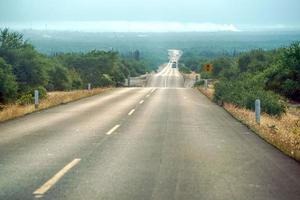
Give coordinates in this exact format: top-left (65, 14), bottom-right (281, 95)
top-left (0, 63), bottom-right (300, 200)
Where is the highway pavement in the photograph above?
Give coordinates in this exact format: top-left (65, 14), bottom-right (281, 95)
top-left (0, 62), bottom-right (300, 200)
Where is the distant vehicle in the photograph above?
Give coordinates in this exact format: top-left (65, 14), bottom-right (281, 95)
top-left (172, 62), bottom-right (177, 68)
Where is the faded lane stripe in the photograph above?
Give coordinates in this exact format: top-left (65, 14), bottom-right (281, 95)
top-left (33, 158), bottom-right (81, 197)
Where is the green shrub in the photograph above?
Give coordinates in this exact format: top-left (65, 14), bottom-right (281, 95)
top-left (16, 94), bottom-right (33, 105)
top-left (31, 86), bottom-right (47, 99)
top-left (200, 71), bottom-right (212, 79)
top-left (194, 80), bottom-right (205, 87)
top-left (214, 78), bottom-right (286, 116)
top-left (179, 66), bottom-right (192, 74)
top-left (16, 86), bottom-right (47, 105)
top-left (99, 74), bottom-right (114, 86)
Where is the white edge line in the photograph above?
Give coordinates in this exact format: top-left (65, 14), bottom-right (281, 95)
top-left (106, 124), bottom-right (121, 135)
top-left (33, 158), bottom-right (81, 196)
top-left (128, 109), bottom-right (135, 116)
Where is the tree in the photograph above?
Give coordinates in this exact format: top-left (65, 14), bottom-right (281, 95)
top-left (219, 65), bottom-right (240, 80)
top-left (0, 28), bottom-right (25, 49)
top-left (68, 68), bottom-right (83, 89)
top-left (48, 65), bottom-right (71, 91)
top-left (0, 29), bottom-right (49, 94)
top-left (266, 42), bottom-right (300, 101)
top-left (134, 50), bottom-right (140, 61)
top-left (12, 46), bottom-right (48, 93)
top-left (0, 58), bottom-right (18, 103)
top-left (211, 57), bottom-right (234, 77)
top-left (237, 49), bottom-right (269, 73)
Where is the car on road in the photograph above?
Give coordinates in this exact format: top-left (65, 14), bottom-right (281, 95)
top-left (172, 61), bottom-right (177, 68)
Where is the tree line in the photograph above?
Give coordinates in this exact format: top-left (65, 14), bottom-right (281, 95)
top-left (0, 29), bottom-right (149, 104)
top-left (185, 42), bottom-right (300, 116)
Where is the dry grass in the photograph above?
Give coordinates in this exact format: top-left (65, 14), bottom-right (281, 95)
top-left (197, 86), bottom-right (300, 161)
top-left (0, 88), bottom-right (110, 123)
top-left (224, 103), bottom-right (300, 160)
top-left (197, 86), bottom-right (214, 100)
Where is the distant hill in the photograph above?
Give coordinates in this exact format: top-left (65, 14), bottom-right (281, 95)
top-left (19, 30), bottom-right (300, 68)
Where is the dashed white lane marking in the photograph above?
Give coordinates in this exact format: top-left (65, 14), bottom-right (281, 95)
top-left (106, 124), bottom-right (121, 135)
top-left (128, 109), bottom-right (135, 116)
top-left (33, 158), bottom-right (81, 197)
top-left (146, 94), bottom-right (150, 98)
top-left (151, 88), bottom-right (156, 93)
top-left (139, 100), bottom-right (144, 104)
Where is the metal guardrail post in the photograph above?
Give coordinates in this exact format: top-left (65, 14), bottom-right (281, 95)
top-left (204, 79), bottom-right (208, 90)
top-left (128, 76), bottom-right (130, 87)
top-left (34, 90), bottom-right (39, 109)
top-left (255, 99), bottom-right (261, 124)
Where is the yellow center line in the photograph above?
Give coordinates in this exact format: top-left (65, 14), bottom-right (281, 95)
top-left (106, 124), bottom-right (121, 135)
top-left (33, 158), bottom-right (81, 197)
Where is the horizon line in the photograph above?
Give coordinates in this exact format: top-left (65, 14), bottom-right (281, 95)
top-left (1, 21), bottom-right (300, 33)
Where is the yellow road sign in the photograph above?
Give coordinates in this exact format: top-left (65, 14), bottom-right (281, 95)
top-left (203, 64), bottom-right (213, 72)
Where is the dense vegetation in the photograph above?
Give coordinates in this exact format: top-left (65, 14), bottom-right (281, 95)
top-left (22, 30), bottom-right (300, 71)
top-left (192, 43), bottom-right (300, 116)
top-left (1, 28), bottom-right (299, 115)
top-left (0, 29), bottom-right (149, 104)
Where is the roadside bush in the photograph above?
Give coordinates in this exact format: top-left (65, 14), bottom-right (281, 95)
top-left (214, 78), bottom-right (286, 116)
top-left (200, 71), bottom-right (212, 79)
top-left (179, 66), bottom-right (192, 74)
top-left (16, 86), bottom-right (47, 105)
top-left (194, 80), bottom-right (205, 87)
top-left (99, 74), bottom-right (114, 86)
top-left (16, 94), bottom-right (33, 105)
top-left (31, 86), bottom-right (47, 99)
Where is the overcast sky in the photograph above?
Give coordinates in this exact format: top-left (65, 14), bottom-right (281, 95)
top-left (0, 0), bottom-right (300, 32)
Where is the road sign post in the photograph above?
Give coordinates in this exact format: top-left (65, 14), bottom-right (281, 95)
top-left (204, 79), bottom-right (208, 90)
top-left (34, 90), bottom-right (39, 109)
top-left (88, 83), bottom-right (91, 91)
top-left (255, 99), bottom-right (261, 124)
top-left (128, 75), bottom-right (130, 87)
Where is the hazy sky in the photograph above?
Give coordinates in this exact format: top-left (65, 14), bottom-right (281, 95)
top-left (0, 0), bottom-right (300, 32)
